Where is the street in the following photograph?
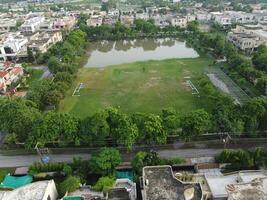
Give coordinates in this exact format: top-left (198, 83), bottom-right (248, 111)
top-left (0, 148), bottom-right (223, 167)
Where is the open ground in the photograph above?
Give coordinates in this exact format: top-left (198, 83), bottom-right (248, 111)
top-left (59, 57), bottom-right (214, 118)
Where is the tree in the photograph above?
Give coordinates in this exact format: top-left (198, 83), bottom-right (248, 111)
top-left (106, 108), bottom-right (139, 149)
top-left (79, 110), bottom-right (110, 146)
top-left (161, 108), bottom-right (180, 135)
top-left (181, 109), bottom-right (211, 141)
top-left (63, 165), bottom-right (72, 176)
top-left (27, 112), bottom-right (79, 147)
top-left (131, 151), bottom-right (147, 175)
top-left (212, 96), bottom-right (244, 134)
top-left (0, 99), bottom-right (41, 142)
top-left (47, 56), bottom-right (61, 74)
top-left (133, 113), bottom-right (167, 144)
top-left (241, 97), bottom-right (267, 133)
top-left (54, 72), bottom-right (74, 87)
top-left (90, 147), bottom-right (121, 175)
top-left (93, 176), bottom-right (115, 193)
top-left (131, 151), bottom-right (164, 174)
top-left (187, 21), bottom-right (199, 32)
top-left (59, 176), bottom-right (81, 196)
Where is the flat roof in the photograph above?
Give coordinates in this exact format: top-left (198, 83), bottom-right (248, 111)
top-left (143, 166), bottom-right (202, 200)
top-left (205, 171), bottom-right (267, 199)
top-left (205, 174), bottom-right (237, 198)
top-left (2, 180), bottom-right (51, 200)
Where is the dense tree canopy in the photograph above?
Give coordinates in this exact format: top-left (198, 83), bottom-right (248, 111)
top-left (0, 99), bottom-right (41, 142)
top-left (90, 147), bottom-right (122, 175)
top-left (181, 109), bottom-right (211, 140)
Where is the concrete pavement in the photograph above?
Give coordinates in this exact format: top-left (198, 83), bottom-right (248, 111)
top-left (0, 148), bottom-right (223, 168)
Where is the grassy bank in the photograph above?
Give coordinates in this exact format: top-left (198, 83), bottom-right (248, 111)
top-left (59, 57), bottom-right (214, 118)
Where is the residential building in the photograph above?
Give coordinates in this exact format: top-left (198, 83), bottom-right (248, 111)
top-left (228, 11), bottom-right (257, 24)
top-left (227, 32), bottom-right (264, 51)
top-left (19, 16), bottom-right (45, 33)
top-left (204, 170), bottom-right (267, 200)
top-left (0, 19), bottom-right (17, 33)
top-left (87, 15), bottom-right (103, 27)
top-left (227, 177), bottom-right (267, 200)
top-left (0, 180), bottom-right (58, 200)
top-left (108, 179), bottom-right (137, 200)
top-left (39, 18), bottom-right (55, 31)
top-left (170, 16), bottom-right (188, 28)
top-left (151, 15), bottom-right (170, 28)
top-left (28, 31), bottom-right (62, 53)
top-left (0, 62), bottom-right (24, 94)
top-left (0, 32), bottom-right (28, 62)
top-left (141, 166), bottom-right (203, 200)
top-left (135, 12), bottom-right (149, 21)
top-left (211, 12), bottom-right (232, 26)
top-left (108, 9), bottom-right (120, 17)
top-left (103, 16), bottom-right (118, 26)
top-left (120, 15), bottom-right (135, 27)
top-left (53, 16), bottom-right (77, 31)
top-left (195, 11), bottom-right (211, 22)
top-left (234, 24), bottom-right (267, 43)
top-left (187, 14), bottom-right (197, 22)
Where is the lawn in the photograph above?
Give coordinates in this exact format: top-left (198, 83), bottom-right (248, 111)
top-left (59, 57), bottom-right (214, 118)
top-left (27, 69), bottom-right (43, 87)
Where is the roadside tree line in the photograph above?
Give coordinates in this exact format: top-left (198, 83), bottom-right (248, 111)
top-left (0, 94), bottom-right (266, 149)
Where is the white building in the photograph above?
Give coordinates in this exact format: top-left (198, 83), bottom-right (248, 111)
top-left (170, 16), bottom-right (188, 28)
top-left (0, 32), bottom-right (28, 62)
top-left (211, 12), bottom-right (232, 26)
top-left (19, 16), bottom-right (45, 33)
top-left (108, 9), bottom-right (120, 17)
top-left (205, 170), bottom-right (267, 200)
top-left (186, 14), bottom-right (197, 22)
top-left (0, 180), bottom-right (58, 200)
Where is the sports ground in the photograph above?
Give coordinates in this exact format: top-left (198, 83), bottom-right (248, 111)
top-left (59, 57), bottom-right (214, 118)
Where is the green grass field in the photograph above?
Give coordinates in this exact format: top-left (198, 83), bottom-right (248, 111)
top-left (59, 57), bottom-right (214, 118)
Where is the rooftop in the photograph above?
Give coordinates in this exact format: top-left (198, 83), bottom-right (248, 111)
top-left (205, 170), bottom-right (267, 199)
top-left (142, 166), bottom-right (202, 200)
top-left (0, 180), bottom-right (52, 200)
top-left (228, 177), bottom-right (267, 200)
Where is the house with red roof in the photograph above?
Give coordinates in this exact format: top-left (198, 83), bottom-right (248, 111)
top-left (0, 61), bottom-right (24, 94)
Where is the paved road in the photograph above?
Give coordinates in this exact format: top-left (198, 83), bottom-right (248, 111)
top-left (0, 148), bottom-right (223, 167)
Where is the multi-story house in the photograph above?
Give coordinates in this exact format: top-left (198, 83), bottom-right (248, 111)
top-left (53, 16), bottom-right (77, 30)
top-left (170, 16), bottom-right (188, 28)
top-left (0, 62), bottom-right (24, 94)
top-left (87, 15), bottom-right (103, 27)
top-left (27, 31), bottom-right (62, 53)
top-left (227, 32), bottom-right (264, 51)
top-left (19, 16), bottom-right (45, 33)
top-left (0, 18), bottom-right (17, 33)
top-left (0, 32), bottom-right (28, 62)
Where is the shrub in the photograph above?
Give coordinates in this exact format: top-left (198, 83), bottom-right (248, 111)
top-left (59, 176), bottom-right (81, 196)
top-left (63, 165), bottom-right (72, 176)
top-left (29, 162), bottom-right (66, 175)
top-left (93, 176), bottom-right (115, 194)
